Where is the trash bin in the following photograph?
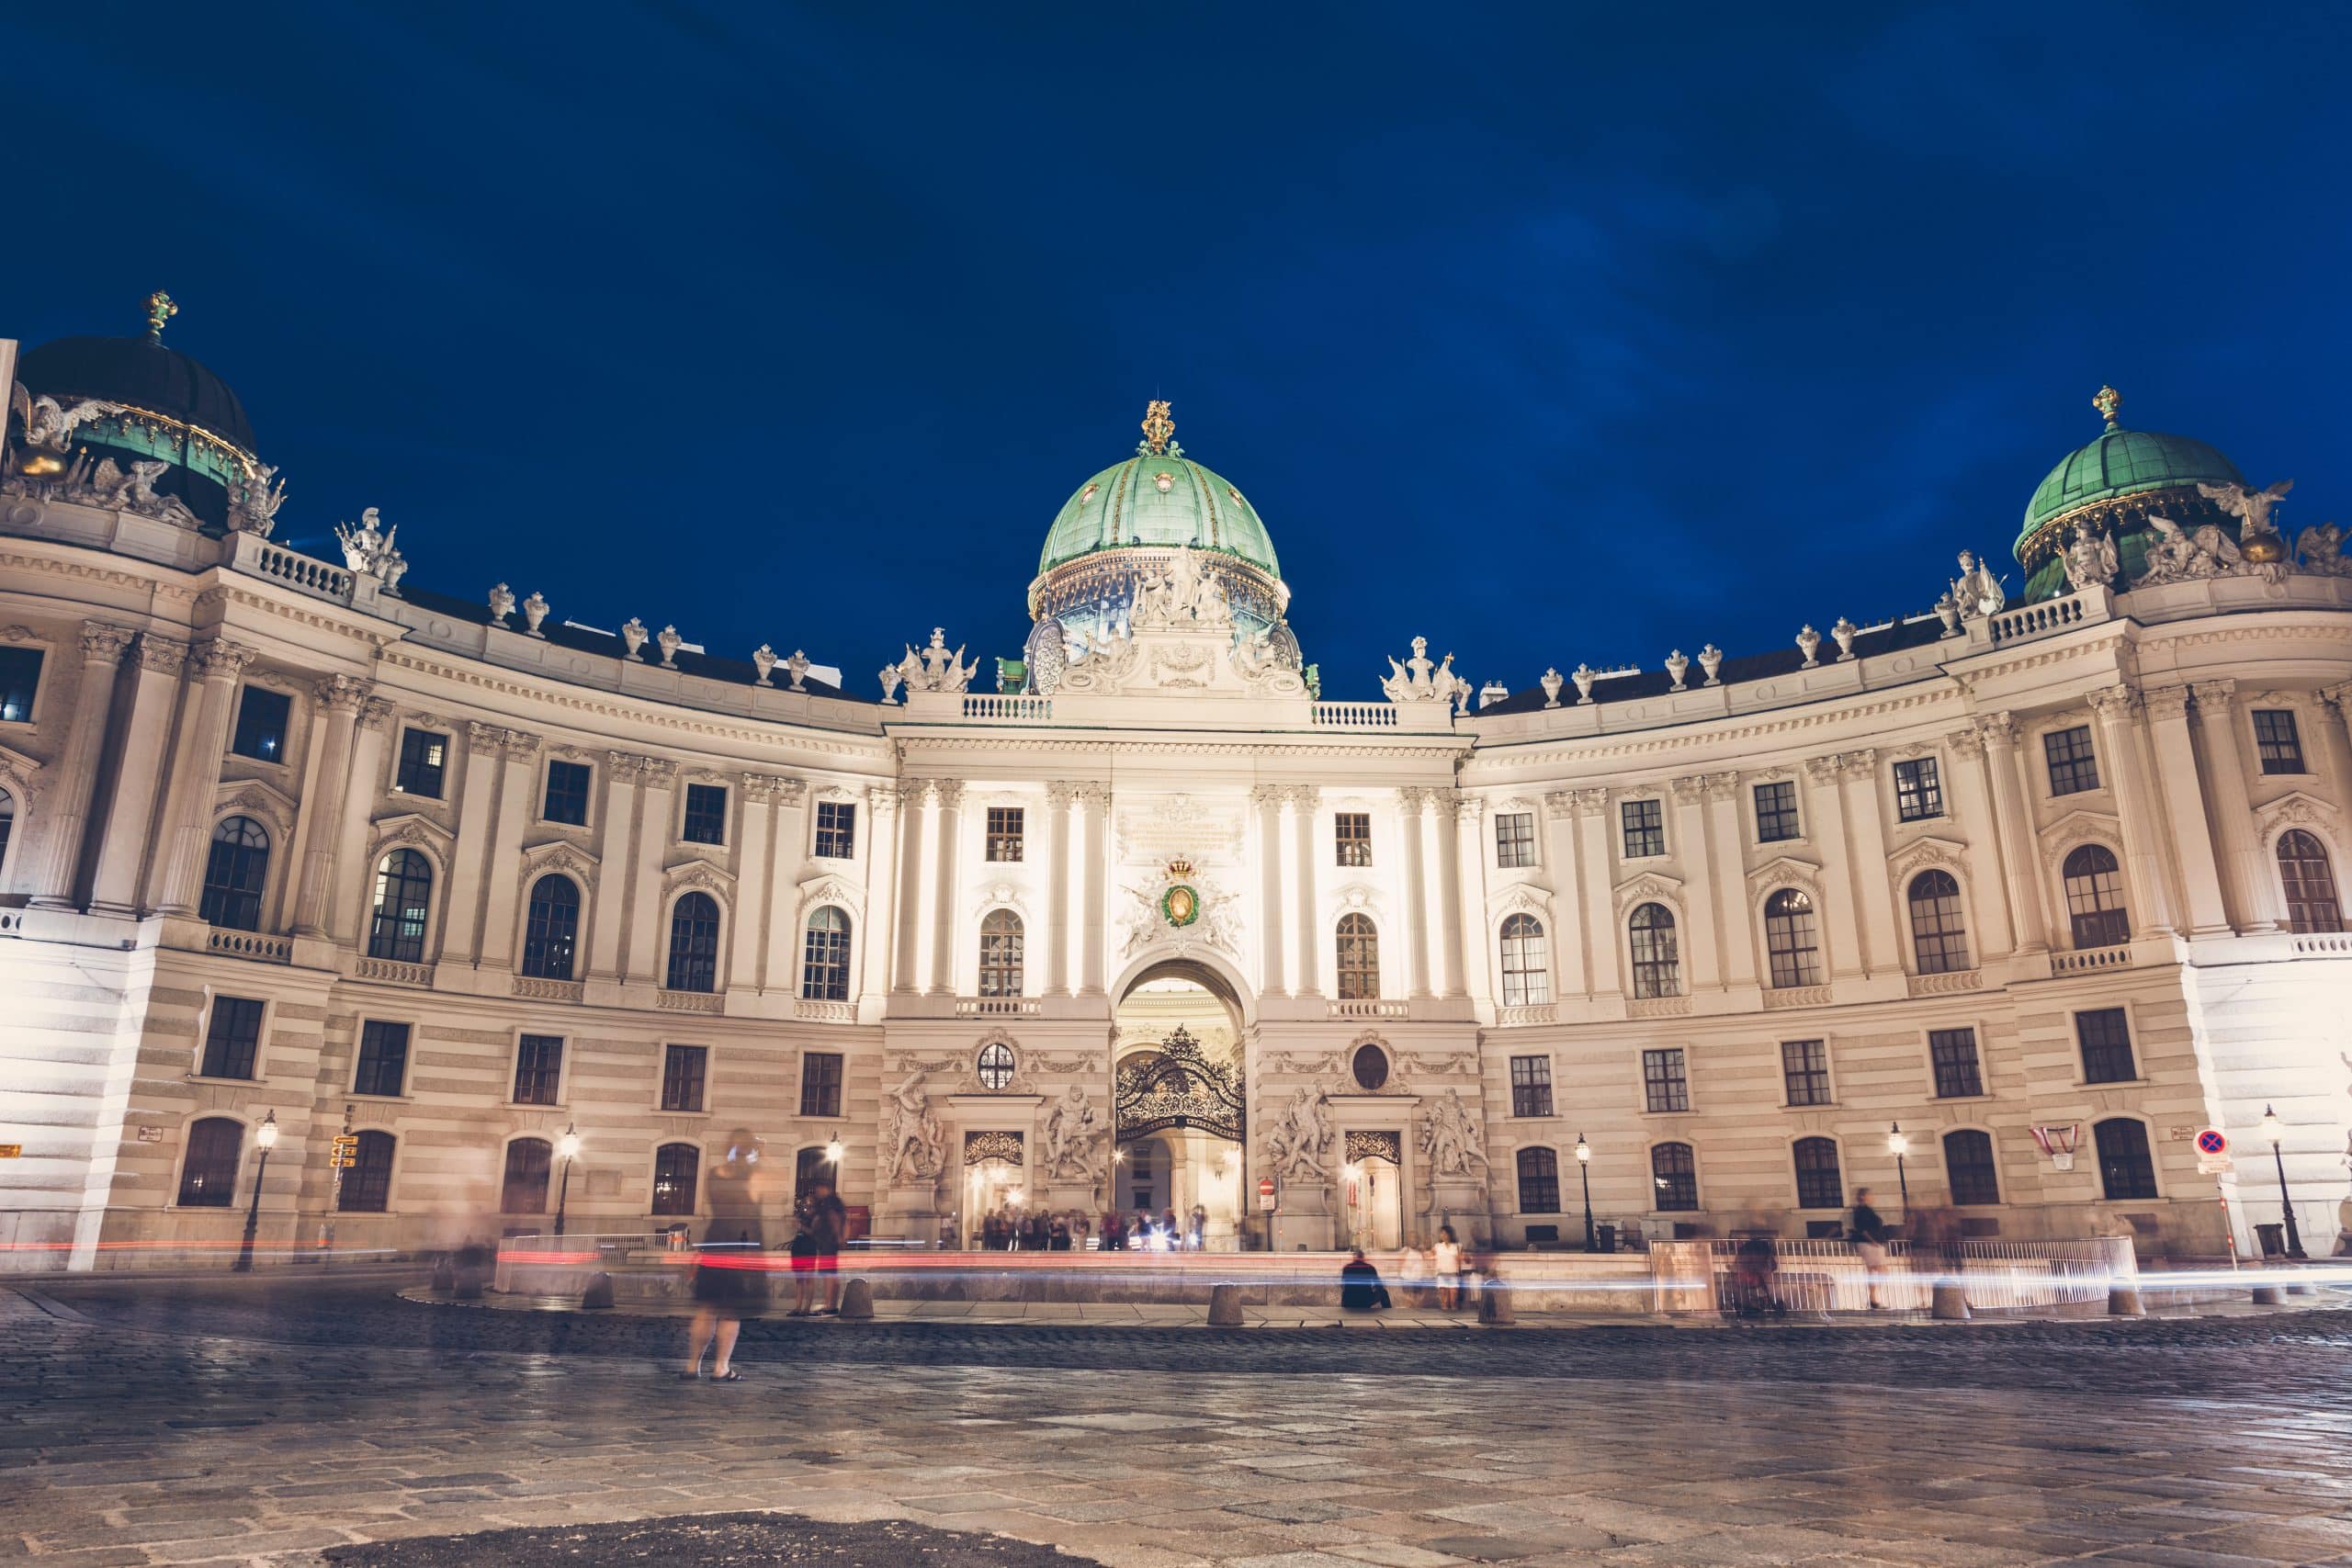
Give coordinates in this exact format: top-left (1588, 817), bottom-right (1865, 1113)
top-left (2256, 1223), bottom-right (2285, 1258)
top-left (1595, 1223), bottom-right (1616, 1255)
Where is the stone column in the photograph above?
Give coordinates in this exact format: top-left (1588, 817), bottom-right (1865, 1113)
top-left (624, 760), bottom-right (677, 983)
top-left (27, 622), bottom-right (135, 908)
top-left (2322, 685), bottom-right (2352, 835)
top-left (1080, 783), bottom-right (1111, 995)
top-left (1425, 789), bottom-right (1465, 998)
top-left (586, 752), bottom-right (641, 980)
top-left (289, 674), bottom-right (372, 936)
top-left (732, 775), bottom-right (778, 990)
top-left (892, 782), bottom-right (929, 994)
top-left (1943, 727), bottom-right (2016, 959)
top-left (1838, 750), bottom-right (1901, 976)
top-left (475, 730), bottom-right (541, 970)
top-left (857, 784), bottom-right (897, 1001)
top-left (1453, 794), bottom-right (1488, 1007)
top-left (1288, 785), bottom-right (1319, 994)
top-left (2088, 687), bottom-right (2177, 935)
top-left (88, 637), bottom-right (188, 916)
top-left (927, 780), bottom-right (965, 996)
top-left (1702, 773), bottom-right (1758, 989)
top-left (1801, 756), bottom-right (1866, 978)
top-left (438, 721), bottom-right (507, 964)
top-left (1250, 784), bottom-right (1283, 996)
top-left (2144, 687), bottom-right (2233, 936)
top-left (152, 638), bottom-right (256, 916)
top-left (1043, 783), bottom-right (1075, 995)
top-left (1975, 715), bottom-right (2051, 953)
top-left (2189, 681), bottom-right (2282, 932)
top-left (1571, 789), bottom-right (1622, 995)
top-left (1668, 775), bottom-right (1722, 989)
top-left (1542, 792), bottom-right (1589, 996)
top-left (1396, 787), bottom-right (1431, 998)
top-left (329, 698), bottom-right (396, 943)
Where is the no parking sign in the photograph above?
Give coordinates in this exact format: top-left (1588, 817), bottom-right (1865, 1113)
top-left (2196, 1127), bottom-right (2231, 1175)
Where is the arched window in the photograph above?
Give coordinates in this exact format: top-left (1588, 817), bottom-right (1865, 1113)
top-left (501, 1137), bottom-right (552, 1213)
top-left (2062, 845), bottom-right (2130, 949)
top-left (2278, 829), bottom-right (2344, 933)
top-left (520, 874), bottom-right (581, 980)
top-left (1628, 903), bottom-right (1680, 998)
top-left (665, 891), bottom-right (721, 993)
top-left (1906, 870), bottom-right (1970, 975)
top-left (1650, 1143), bottom-right (1698, 1213)
top-left (1515, 1146), bottom-right (1561, 1213)
top-left (977, 1040), bottom-right (1016, 1089)
top-left (651, 1143), bottom-right (700, 1216)
top-left (1792, 1135), bottom-right (1842, 1209)
top-left (800, 906), bottom-right (852, 1000)
top-left (176, 1117), bottom-right (243, 1207)
top-left (1336, 913), bottom-right (1379, 1000)
top-left (368, 849), bottom-right (433, 963)
top-left (1764, 888), bottom-right (1824, 988)
top-left (795, 1145), bottom-right (831, 1204)
top-left (338, 1131), bottom-right (396, 1213)
top-left (0, 787), bottom-right (15, 880)
top-left (978, 909), bottom-right (1023, 998)
top-left (1943, 1129), bottom-right (1998, 1206)
top-left (199, 816), bottom-right (270, 931)
top-left (1499, 914), bottom-right (1550, 1007)
top-left (2094, 1118), bottom-right (2157, 1201)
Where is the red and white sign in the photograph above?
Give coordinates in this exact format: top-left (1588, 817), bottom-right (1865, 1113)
top-left (1258, 1176), bottom-right (1276, 1213)
top-left (2196, 1128), bottom-right (2228, 1156)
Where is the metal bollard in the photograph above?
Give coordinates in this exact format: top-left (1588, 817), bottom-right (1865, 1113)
top-left (2251, 1284), bottom-right (2286, 1305)
top-left (2106, 1282), bottom-right (2144, 1316)
top-left (1207, 1282), bottom-right (1242, 1325)
top-left (581, 1271), bottom-right (615, 1310)
top-left (1930, 1283), bottom-right (1970, 1321)
top-left (1476, 1272), bottom-right (1515, 1325)
top-left (839, 1277), bottom-right (875, 1320)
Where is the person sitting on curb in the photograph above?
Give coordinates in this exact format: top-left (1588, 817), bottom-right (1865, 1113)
top-left (1340, 1247), bottom-right (1392, 1311)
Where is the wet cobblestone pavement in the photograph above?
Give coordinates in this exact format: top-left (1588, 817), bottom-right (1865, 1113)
top-left (6, 1274), bottom-right (2352, 1566)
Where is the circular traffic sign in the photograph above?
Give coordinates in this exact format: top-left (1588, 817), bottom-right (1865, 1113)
top-left (2196, 1127), bottom-right (2228, 1156)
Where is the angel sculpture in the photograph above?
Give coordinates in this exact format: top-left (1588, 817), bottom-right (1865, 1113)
top-left (2198, 479), bottom-right (2293, 545)
top-left (2061, 521), bottom-right (2120, 592)
top-left (2142, 514), bottom-right (2240, 585)
top-left (2295, 522), bottom-right (2352, 578)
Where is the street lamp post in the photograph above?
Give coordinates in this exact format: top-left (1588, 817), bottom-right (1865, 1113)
top-left (2259, 1105), bottom-right (2306, 1259)
top-left (553, 1123), bottom-right (581, 1238)
top-left (1887, 1122), bottom-right (1910, 1211)
top-left (1575, 1133), bottom-right (1596, 1252)
top-left (232, 1111), bottom-right (279, 1273)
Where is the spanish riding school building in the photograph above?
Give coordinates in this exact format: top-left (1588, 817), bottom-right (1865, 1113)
top-left (3, 301), bottom-right (2349, 1270)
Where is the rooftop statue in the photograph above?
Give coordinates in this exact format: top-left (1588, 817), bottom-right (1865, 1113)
top-left (1382, 635), bottom-right (1471, 706)
top-left (1949, 549), bottom-right (2007, 620)
top-left (2061, 521), bottom-right (2120, 593)
top-left (2139, 514), bottom-right (2241, 586)
top-left (2295, 522), bottom-right (2352, 578)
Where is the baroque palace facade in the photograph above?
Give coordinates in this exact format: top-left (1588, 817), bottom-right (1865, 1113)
top-left (3, 306), bottom-right (2351, 1271)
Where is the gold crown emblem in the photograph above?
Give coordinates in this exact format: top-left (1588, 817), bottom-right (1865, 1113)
top-left (1166, 856), bottom-right (1194, 880)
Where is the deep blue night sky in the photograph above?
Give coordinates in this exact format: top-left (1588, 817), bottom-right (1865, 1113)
top-left (5, 5), bottom-right (2349, 700)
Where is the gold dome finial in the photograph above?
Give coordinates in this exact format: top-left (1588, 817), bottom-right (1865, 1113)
top-left (2092, 384), bottom-right (2121, 432)
top-left (1139, 399), bottom-right (1174, 456)
top-left (144, 290), bottom-right (178, 344)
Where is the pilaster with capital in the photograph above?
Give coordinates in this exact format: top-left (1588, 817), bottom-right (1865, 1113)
top-left (2186, 680), bottom-right (2283, 932)
top-left (1079, 782), bottom-right (1112, 995)
top-left (1701, 773), bottom-right (1758, 988)
top-left (927, 779), bottom-right (966, 995)
top-left (2140, 685), bottom-right (2232, 935)
top-left (152, 638), bottom-right (257, 916)
top-left (87, 637), bottom-right (188, 912)
top-left (1667, 775), bottom-right (1724, 989)
top-left (1939, 729), bottom-right (2016, 960)
top-left (2087, 686), bottom-right (2177, 935)
top-left (289, 674), bottom-right (374, 935)
top-left (25, 622), bottom-right (136, 908)
top-left (474, 728), bottom-right (543, 970)
top-left (1418, 787), bottom-right (1464, 999)
top-left (891, 781), bottom-right (930, 994)
top-left (1573, 790), bottom-right (1623, 996)
top-left (1837, 749), bottom-right (1901, 976)
top-left (1286, 784), bottom-right (1320, 995)
top-left (622, 754), bottom-right (679, 983)
top-left (856, 784), bottom-right (899, 1001)
top-left (2321, 685), bottom-right (2352, 841)
top-left (1396, 786), bottom-right (1432, 998)
top-left (1972, 713), bottom-right (2050, 953)
top-left (729, 775), bottom-right (778, 992)
top-left (323, 698), bottom-right (398, 943)
top-left (1451, 792), bottom-right (1488, 1007)
top-left (439, 721), bottom-right (508, 964)
top-left (587, 751), bottom-right (644, 980)
top-left (1797, 754), bottom-right (1864, 979)
top-left (1541, 792), bottom-right (1590, 996)
top-left (1250, 784), bottom-right (1284, 996)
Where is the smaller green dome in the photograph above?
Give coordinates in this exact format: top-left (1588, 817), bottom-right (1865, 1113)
top-left (1039, 451), bottom-right (1280, 578)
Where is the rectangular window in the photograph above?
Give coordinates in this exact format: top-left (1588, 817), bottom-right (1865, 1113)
top-left (0, 646), bottom-right (42, 723)
top-left (2076, 1008), bottom-right (2137, 1085)
top-left (199, 997), bottom-right (265, 1080)
top-left (799, 1051), bottom-right (843, 1118)
top-left (1621, 798), bottom-right (1665, 858)
top-left (661, 1044), bottom-right (708, 1113)
top-left (353, 1020), bottom-right (411, 1098)
top-left (1335, 812), bottom-right (1373, 867)
top-left (513, 1034), bottom-right (564, 1106)
top-left (1642, 1047), bottom-right (1690, 1113)
top-left (394, 728), bottom-right (448, 797)
top-left (1781, 1039), bottom-right (1831, 1107)
top-left (1753, 781), bottom-right (1799, 843)
top-left (1894, 757), bottom-right (1943, 821)
top-left (1929, 1027), bottom-right (1985, 1099)
top-left (2253, 709), bottom-right (2305, 774)
top-left (1495, 811), bottom-right (1536, 869)
top-left (230, 684), bottom-right (291, 762)
top-left (1509, 1055), bottom-right (1554, 1118)
top-left (814, 800), bottom-right (855, 859)
top-left (986, 806), bottom-right (1024, 863)
top-left (681, 783), bottom-right (728, 845)
top-left (542, 760), bottom-right (592, 826)
top-left (2044, 726), bottom-right (2100, 796)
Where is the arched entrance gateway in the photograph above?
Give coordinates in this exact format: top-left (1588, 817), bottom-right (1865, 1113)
top-left (1112, 964), bottom-right (1249, 1248)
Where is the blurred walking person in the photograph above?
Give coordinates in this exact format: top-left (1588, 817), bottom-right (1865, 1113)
top-left (807, 1172), bottom-right (848, 1315)
top-left (684, 1131), bottom-right (766, 1380)
top-left (1849, 1188), bottom-right (1891, 1310)
top-left (1432, 1224), bottom-right (1463, 1311)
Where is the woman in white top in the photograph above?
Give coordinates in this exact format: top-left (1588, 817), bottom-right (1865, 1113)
top-left (1432, 1224), bottom-right (1463, 1311)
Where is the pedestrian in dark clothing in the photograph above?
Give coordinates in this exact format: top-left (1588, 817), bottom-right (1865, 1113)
top-left (1730, 1230), bottom-right (1781, 1318)
top-left (684, 1132), bottom-right (765, 1379)
top-left (1340, 1247), bottom-right (1392, 1311)
top-left (807, 1176), bottom-right (847, 1315)
top-left (1850, 1189), bottom-right (1891, 1309)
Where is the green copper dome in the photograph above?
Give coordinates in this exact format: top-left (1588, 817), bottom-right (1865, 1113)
top-left (2018, 396), bottom-right (2243, 546)
top-left (1038, 450), bottom-right (1280, 578)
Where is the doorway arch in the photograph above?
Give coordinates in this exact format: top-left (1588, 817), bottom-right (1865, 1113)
top-left (1111, 959), bottom-right (1249, 1248)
